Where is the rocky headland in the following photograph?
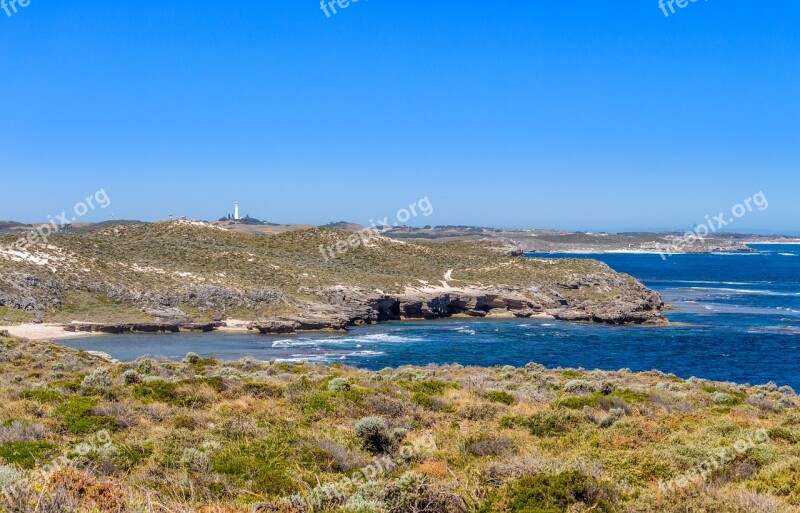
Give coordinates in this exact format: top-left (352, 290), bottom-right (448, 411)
top-left (0, 221), bottom-right (666, 335)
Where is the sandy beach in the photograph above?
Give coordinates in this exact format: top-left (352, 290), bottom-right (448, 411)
top-left (216, 319), bottom-right (252, 332)
top-left (2, 323), bottom-right (100, 341)
top-left (2, 319), bottom-right (255, 342)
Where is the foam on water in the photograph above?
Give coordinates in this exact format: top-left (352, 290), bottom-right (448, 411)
top-left (686, 287), bottom-right (799, 297)
top-left (275, 350), bottom-right (386, 364)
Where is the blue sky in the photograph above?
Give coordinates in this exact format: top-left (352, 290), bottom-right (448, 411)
top-left (1, 1), bottom-right (798, 233)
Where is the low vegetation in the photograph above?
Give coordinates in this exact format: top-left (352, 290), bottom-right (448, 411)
top-left (0, 335), bottom-right (799, 512)
top-left (0, 306), bottom-right (34, 326)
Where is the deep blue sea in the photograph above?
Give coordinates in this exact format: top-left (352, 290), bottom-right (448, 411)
top-left (61, 244), bottom-right (800, 388)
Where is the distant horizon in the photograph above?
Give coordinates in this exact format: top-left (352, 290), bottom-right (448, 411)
top-left (2, 215), bottom-right (799, 238)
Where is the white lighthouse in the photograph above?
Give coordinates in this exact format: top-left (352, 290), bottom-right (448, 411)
top-left (234, 202), bottom-right (240, 221)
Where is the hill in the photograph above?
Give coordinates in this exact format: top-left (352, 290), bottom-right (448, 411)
top-left (384, 227), bottom-right (761, 254)
top-left (0, 221), bottom-right (665, 331)
top-left (0, 221), bottom-right (26, 232)
top-left (320, 221), bottom-right (367, 232)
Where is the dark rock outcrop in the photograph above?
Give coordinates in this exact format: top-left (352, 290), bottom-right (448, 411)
top-left (248, 282), bottom-right (665, 334)
top-left (63, 321), bottom-right (223, 334)
top-left (0, 273), bottom-right (65, 321)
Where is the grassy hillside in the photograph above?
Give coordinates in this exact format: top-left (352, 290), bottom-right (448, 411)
top-left (0, 221), bottom-right (662, 325)
top-left (0, 221), bottom-right (618, 291)
top-left (0, 334), bottom-right (798, 512)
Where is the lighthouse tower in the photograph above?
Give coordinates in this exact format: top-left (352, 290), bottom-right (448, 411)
top-left (234, 202), bottom-right (240, 221)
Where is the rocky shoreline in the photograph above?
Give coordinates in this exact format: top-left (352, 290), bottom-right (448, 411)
top-left (47, 281), bottom-right (666, 337)
top-left (248, 286), bottom-right (665, 334)
top-left (62, 321), bottom-right (224, 335)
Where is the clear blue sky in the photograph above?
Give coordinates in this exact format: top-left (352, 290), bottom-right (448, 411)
top-left (1, 0), bottom-right (798, 233)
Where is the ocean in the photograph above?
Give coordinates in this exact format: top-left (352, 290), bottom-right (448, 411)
top-left (60, 244), bottom-right (800, 389)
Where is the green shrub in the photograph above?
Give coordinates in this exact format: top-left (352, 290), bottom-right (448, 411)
top-left (468, 435), bottom-right (514, 457)
top-left (305, 393), bottom-right (333, 414)
top-left (401, 380), bottom-right (460, 395)
top-left (211, 367), bottom-right (241, 380)
top-left (242, 382), bottom-right (283, 399)
top-left (53, 376), bottom-right (83, 393)
top-left (712, 392), bottom-right (743, 406)
top-left (328, 377), bottom-right (352, 392)
top-left (479, 471), bottom-right (615, 513)
top-left (21, 388), bottom-right (63, 404)
top-left (484, 391), bottom-right (515, 405)
top-left (500, 410), bottom-right (583, 437)
top-left (412, 392), bottom-right (434, 409)
top-left (82, 367), bottom-right (112, 388)
top-left (173, 414), bottom-right (197, 430)
top-left (768, 427), bottom-right (800, 444)
top-left (272, 362), bottom-right (304, 374)
top-left (54, 397), bottom-right (117, 435)
top-left (135, 357), bottom-right (156, 375)
top-left (134, 380), bottom-right (208, 407)
top-left (354, 417), bottom-right (406, 455)
top-left (135, 380), bottom-right (180, 404)
top-left (564, 379), bottom-right (599, 394)
top-left (611, 389), bottom-right (649, 404)
top-left (748, 461), bottom-right (800, 504)
top-left (0, 464), bottom-right (23, 490)
top-left (181, 356), bottom-right (213, 372)
top-left (122, 369), bottom-right (142, 384)
top-left (303, 387), bottom-right (369, 416)
top-left (556, 393), bottom-right (602, 410)
top-left (194, 376), bottom-right (227, 393)
top-left (555, 389), bottom-right (648, 410)
top-left (210, 441), bottom-right (295, 496)
top-left (183, 352), bottom-right (201, 364)
top-left (286, 376), bottom-right (313, 396)
top-left (0, 441), bottom-right (55, 469)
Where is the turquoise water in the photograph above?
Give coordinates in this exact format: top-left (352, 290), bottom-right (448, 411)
top-left (60, 244), bottom-right (800, 388)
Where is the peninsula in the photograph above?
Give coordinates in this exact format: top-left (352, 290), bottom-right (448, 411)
top-left (0, 221), bottom-right (665, 337)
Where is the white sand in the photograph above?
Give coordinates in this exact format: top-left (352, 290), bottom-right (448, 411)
top-left (3, 323), bottom-right (100, 341)
top-left (2, 319), bottom-right (254, 341)
top-left (217, 319), bottom-right (252, 332)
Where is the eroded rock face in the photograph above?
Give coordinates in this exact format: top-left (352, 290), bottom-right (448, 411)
top-left (0, 273), bottom-right (65, 321)
top-left (1, 268), bottom-right (665, 335)
top-left (248, 281), bottom-right (665, 334)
